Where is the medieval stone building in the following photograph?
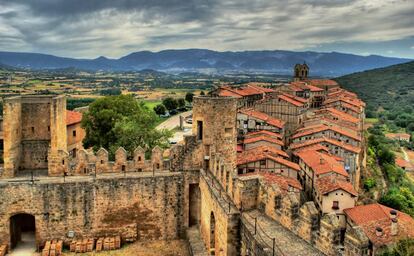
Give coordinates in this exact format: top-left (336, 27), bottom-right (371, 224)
top-left (0, 65), bottom-right (412, 256)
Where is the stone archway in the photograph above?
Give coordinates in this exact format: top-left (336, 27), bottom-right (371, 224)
top-left (9, 213), bottom-right (36, 252)
top-left (210, 212), bottom-right (216, 255)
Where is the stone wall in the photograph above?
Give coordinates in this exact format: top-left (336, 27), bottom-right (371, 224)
top-left (199, 170), bottom-right (240, 256)
top-left (0, 173), bottom-right (189, 249)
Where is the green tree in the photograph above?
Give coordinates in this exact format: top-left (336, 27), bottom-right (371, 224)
top-left (185, 92), bottom-right (194, 103)
top-left (162, 97), bottom-right (178, 111)
top-left (200, 91), bottom-right (205, 96)
top-left (153, 104), bottom-right (166, 115)
top-left (81, 95), bottom-right (171, 158)
top-left (379, 238), bottom-right (414, 256)
top-left (177, 98), bottom-right (186, 108)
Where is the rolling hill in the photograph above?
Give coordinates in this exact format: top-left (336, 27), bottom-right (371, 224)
top-left (0, 49), bottom-right (411, 76)
top-left (334, 61), bottom-right (414, 112)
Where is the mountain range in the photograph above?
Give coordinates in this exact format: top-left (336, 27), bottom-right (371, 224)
top-left (0, 49), bottom-right (411, 76)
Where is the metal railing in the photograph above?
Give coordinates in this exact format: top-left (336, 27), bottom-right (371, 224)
top-left (241, 212), bottom-right (285, 256)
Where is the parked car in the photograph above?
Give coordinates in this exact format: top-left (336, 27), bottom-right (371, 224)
top-left (169, 109), bottom-right (178, 115)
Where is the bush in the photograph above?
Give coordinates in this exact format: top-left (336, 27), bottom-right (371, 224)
top-left (153, 104), bottom-right (166, 115)
top-left (363, 178), bottom-right (377, 190)
top-left (162, 97), bottom-right (178, 111)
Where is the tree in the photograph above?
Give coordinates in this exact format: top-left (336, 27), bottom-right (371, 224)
top-left (200, 91), bottom-right (205, 96)
top-left (153, 104), bottom-right (166, 115)
top-left (162, 97), bottom-right (178, 111)
top-left (99, 88), bottom-right (122, 96)
top-left (185, 92), bottom-right (194, 103)
top-left (379, 238), bottom-right (414, 256)
top-left (82, 95), bottom-right (172, 159)
top-left (177, 98), bottom-right (186, 108)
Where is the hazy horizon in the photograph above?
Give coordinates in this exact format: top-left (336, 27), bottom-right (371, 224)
top-left (1, 0), bottom-right (414, 59)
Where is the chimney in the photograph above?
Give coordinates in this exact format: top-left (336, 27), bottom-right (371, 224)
top-left (375, 227), bottom-right (383, 237)
top-left (390, 210), bottom-right (397, 220)
top-left (391, 218), bottom-right (398, 236)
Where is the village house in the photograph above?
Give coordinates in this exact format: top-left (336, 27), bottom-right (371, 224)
top-left (254, 93), bottom-right (308, 138)
top-left (237, 146), bottom-right (299, 178)
top-left (323, 97), bottom-right (365, 119)
top-left (308, 107), bottom-right (362, 131)
top-left (385, 132), bottom-right (411, 142)
top-left (344, 203), bottom-right (414, 255)
top-left (214, 83), bottom-right (275, 108)
top-left (290, 137), bottom-right (361, 188)
top-left (295, 149), bottom-right (350, 198)
top-left (237, 108), bottom-right (285, 138)
top-left (314, 176), bottom-right (358, 227)
top-left (291, 123), bottom-right (361, 147)
top-left (276, 81), bottom-right (325, 108)
top-left (66, 110), bottom-right (85, 157)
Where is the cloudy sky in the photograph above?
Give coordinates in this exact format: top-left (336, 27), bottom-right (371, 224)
top-left (0, 0), bottom-right (413, 59)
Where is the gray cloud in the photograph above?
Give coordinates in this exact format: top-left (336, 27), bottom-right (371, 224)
top-left (0, 0), bottom-right (413, 58)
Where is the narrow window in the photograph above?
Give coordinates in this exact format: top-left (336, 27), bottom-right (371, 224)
top-left (73, 130), bottom-right (77, 137)
top-left (62, 160), bottom-right (65, 165)
top-left (31, 126), bottom-right (35, 133)
top-left (138, 156), bottom-right (142, 161)
top-left (332, 201), bottom-right (339, 210)
top-left (197, 120), bottom-right (203, 140)
top-left (122, 165), bottom-right (126, 171)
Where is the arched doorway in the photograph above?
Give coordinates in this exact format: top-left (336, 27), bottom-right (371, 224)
top-left (9, 213), bottom-right (36, 252)
top-left (210, 212), bottom-right (216, 255)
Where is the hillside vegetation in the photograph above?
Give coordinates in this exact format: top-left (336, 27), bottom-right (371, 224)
top-left (335, 61), bottom-right (414, 134)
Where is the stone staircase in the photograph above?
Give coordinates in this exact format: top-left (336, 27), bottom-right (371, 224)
top-left (242, 210), bottom-right (325, 256)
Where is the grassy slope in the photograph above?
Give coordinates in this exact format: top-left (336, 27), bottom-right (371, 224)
top-left (334, 61), bottom-right (414, 110)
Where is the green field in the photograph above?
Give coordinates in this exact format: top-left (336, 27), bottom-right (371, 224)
top-left (142, 100), bottom-right (162, 110)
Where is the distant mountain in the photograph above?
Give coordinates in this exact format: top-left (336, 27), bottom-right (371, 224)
top-left (0, 49), bottom-right (411, 76)
top-left (334, 60), bottom-right (414, 111)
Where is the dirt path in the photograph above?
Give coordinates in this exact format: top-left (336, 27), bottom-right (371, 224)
top-left (156, 111), bottom-right (193, 143)
top-left (401, 147), bottom-right (409, 161)
top-left (9, 232), bottom-right (37, 256)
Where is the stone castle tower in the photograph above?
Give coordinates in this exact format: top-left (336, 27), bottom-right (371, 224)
top-left (3, 95), bottom-right (67, 178)
top-left (293, 63), bottom-right (309, 81)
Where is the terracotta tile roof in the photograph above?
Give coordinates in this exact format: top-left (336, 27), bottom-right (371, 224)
top-left (244, 135), bottom-right (284, 147)
top-left (304, 117), bottom-right (359, 132)
top-left (344, 203), bottom-right (414, 246)
top-left (66, 110), bottom-right (83, 126)
top-left (239, 172), bottom-right (302, 192)
top-left (296, 150), bottom-right (349, 177)
top-left (315, 176), bottom-right (357, 196)
top-left (245, 130), bottom-right (283, 140)
top-left (385, 133), bottom-right (411, 140)
top-left (306, 79), bottom-right (339, 88)
top-left (237, 146), bottom-right (292, 167)
top-left (266, 154), bottom-right (301, 171)
top-left (324, 99), bottom-right (362, 114)
top-left (292, 143), bottom-right (330, 154)
top-left (395, 157), bottom-right (413, 169)
top-left (290, 136), bottom-right (361, 154)
top-left (292, 124), bottom-right (361, 142)
top-left (325, 96), bottom-right (365, 108)
top-left (282, 93), bottom-right (308, 103)
top-left (327, 89), bottom-right (358, 99)
top-left (221, 84), bottom-right (272, 97)
top-left (316, 108), bottom-right (360, 124)
top-left (239, 108), bottom-right (285, 128)
top-left (290, 81), bottom-right (324, 92)
top-left (247, 84), bottom-right (275, 93)
top-left (219, 90), bottom-right (243, 98)
top-left (277, 94), bottom-right (305, 107)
